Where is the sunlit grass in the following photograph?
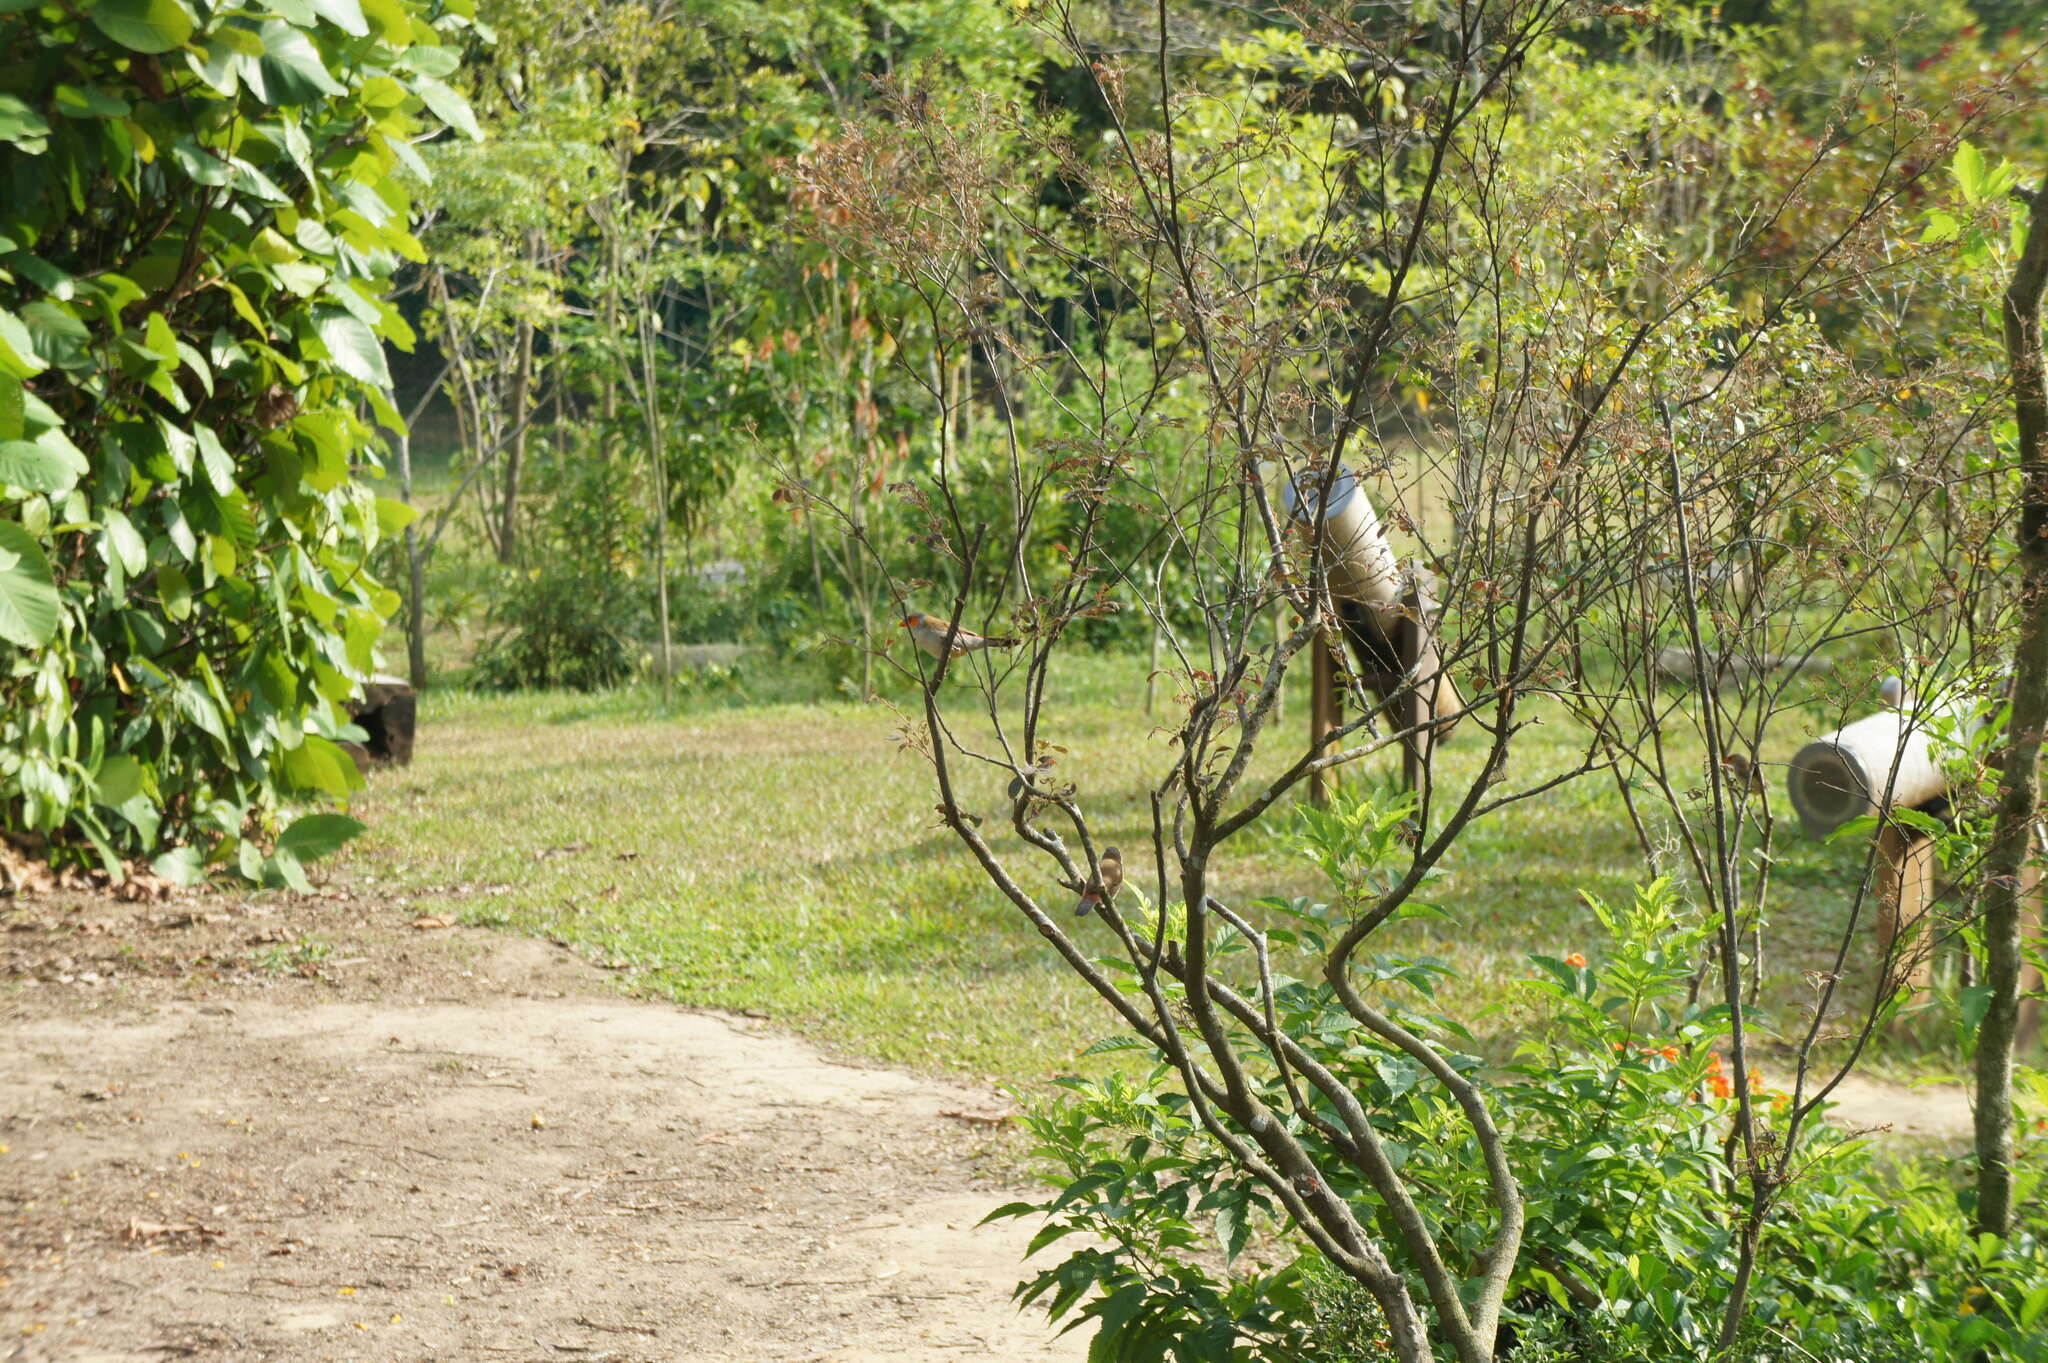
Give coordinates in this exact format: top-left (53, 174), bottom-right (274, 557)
top-left (346, 650), bottom-right (1935, 1087)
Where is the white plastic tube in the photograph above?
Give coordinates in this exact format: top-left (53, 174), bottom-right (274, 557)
top-left (1281, 468), bottom-right (1402, 609)
top-left (1787, 706), bottom-right (1958, 838)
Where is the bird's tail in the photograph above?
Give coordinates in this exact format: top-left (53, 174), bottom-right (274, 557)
top-left (973, 635), bottom-right (1020, 649)
top-left (1075, 893), bottom-right (1098, 917)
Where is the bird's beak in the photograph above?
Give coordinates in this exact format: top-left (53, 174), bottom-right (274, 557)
top-left (899, 617), bottom-right (916, 628)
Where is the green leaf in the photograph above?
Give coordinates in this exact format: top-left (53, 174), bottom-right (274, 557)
top-left (1921, 210), bottom-right (1961, 244)
top-left (282, 733), bottom-right (365, 796)
top-left (307, 0), bottom-right (368, 35)
top-left (343, 607), bottom-right (379, 672)
top-left (0, 439), bottom-right (79, 494)
top-left (195, 423), bottom-right (236, 495)
top-left (312, 308), bottom-right (391, 386)
top-left (1951, 141), bottom-right (1985, 203)
top-left (266, 846), bottom-right (314, 893)
top-left (87, 0), bottom-right (198, 55)
top-left (152, 845), bottom-right (208, 885)
top-left (1214, 1199), bottom-right (1249, 1264)
top-left (277, 811), bottom-right (366, 861)
top-left (257, 19), bottom-right (349, 102)
top-left (252, 227), bottom-right (300, 264)
top-left (0, 94), bottom-right (51, 152)
top-left (157, 562), bottom-right (192, 620)
top-left (9, 252), bottom-right (76, 300)
top-left (20, 301), bottom-right (90, 371)
top-left (93, 755), bottom-right (146, 807)
top-left (0, 520), bottom-right (60, 647)
top-left (273, 261), bottom-right (328, 298)
top-left (374, 496), bottom-right (417, 534)
top-left (54, 85), bottom-right (133, 119)
top-left (144, 311), bottom-right (178, 363)
top-left (184, 38), bottom-right (243, 96)
top-left (102, 509), bottom-right (147, 576)
top-left (396, 44), bottom-right (458, 78)
top-left (1078, 1034), bottom-right (1155, 1057)
top-left (359, 0), bottom-right (410, 40)
top-left (213, 22), bottom-right (266, 55)
top-left (412, 75), bottom-right (481, 140)
top-left (0, 308), bottom-right (47, 378)
top-left (0, 379), bottom-right (20, 441)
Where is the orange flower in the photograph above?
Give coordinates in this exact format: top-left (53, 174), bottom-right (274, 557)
top-left (1565, 953), bottom-right (1587, 968)
top-left (1658, 1046), bottom-right (1679, 1061)
top-left (1706, 1052), bottom-right (1733, 1099)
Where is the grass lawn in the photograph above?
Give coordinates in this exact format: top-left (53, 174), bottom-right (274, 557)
top-left (345, 650), bottom-right (1944, 1088)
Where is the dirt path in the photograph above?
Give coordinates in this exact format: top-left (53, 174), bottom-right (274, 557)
top-left (1, 880), bottom-right (1980, 1363)
top-left (1, 890), bottom-right (1084, 1362)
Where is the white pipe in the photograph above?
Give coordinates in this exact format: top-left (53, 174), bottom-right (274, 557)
top-left (1786, 702), bottom-right (1967, 838)
top-left (1282, 467), bottom-right (1462, 737)
top-left (1282, 468), bottom-right (1401, 610)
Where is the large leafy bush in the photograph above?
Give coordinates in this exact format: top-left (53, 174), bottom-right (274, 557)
top-left (999, 802), bottom-right (2048, 1362)
top-left (0, 0), bottom-right (473, 874)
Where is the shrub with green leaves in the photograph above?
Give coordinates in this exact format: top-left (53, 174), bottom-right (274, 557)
top-left (1001, 804), bottom-right (2048, 1362)
top-left (0, 0), bottom-right (474, 877)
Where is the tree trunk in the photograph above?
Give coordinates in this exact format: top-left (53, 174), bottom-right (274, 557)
top-left (1976, 177), bottom-right (2048, 1238)
top-left (500, 232), bottom-right (538, 565)
top-left (639, 308), bottom-right (673, 709)
top-left (395, 430), bottom-right (427, 691)
top-left (431, 266), bottom-right (503, 560)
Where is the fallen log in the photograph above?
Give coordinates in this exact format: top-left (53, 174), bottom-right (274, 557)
top-left (1653, 646), bottom-right (1833, 689)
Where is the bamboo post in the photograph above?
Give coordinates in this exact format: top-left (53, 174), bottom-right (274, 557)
top-left (1145, 564), bottom-right (1161, 717)
top-left (1873, 821), bottom-right (1939, 998)
top-left (1310, 630), bottom-right (1340, 807)
top-left (1271, 596), bottom-right (1286, 723)
top-left (1787, 700), bottom-right (1958, 1008)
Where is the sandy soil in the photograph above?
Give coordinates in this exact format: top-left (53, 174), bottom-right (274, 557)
top-left (0, 886), bottom-right (1084, 1362)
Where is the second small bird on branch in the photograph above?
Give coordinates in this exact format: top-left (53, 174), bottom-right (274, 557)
top-left (1076, 846), bottom-right (1122, 918)
top-left (900, 612), bottom-right (1020, 660)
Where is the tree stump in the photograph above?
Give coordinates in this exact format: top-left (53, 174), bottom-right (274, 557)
top-left (345, 673), bottom-right (417, 771)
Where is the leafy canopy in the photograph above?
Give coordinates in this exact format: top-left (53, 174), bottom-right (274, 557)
top-left (0, 0), bottom-right (476, 880)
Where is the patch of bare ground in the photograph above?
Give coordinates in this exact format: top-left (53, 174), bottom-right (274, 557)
top-left (0, 882), bottom-right (1082, 1362)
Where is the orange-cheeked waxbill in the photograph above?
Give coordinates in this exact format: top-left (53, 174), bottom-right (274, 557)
top-left (1076, 846), bottom-right (1123, 917)
top-left (900, 612), bottom-right (1019, 660)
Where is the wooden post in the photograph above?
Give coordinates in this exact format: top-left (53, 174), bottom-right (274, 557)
top-left (1310, 630), bottom-right (1340, 807)
top-left (1271, 597), bottom-right (1286, 723)
top-left (1401, 681), bottom-right (1424, 794)
top-left (1874, 821), bottom-right (1938, 998)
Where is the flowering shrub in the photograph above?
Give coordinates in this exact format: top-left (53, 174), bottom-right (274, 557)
top-left (997, 801), bottom-right (2048, 1361)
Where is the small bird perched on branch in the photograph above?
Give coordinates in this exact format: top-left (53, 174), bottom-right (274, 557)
top-left (900, 612), bottom-right (1019, 660)
top-left (1721, 752), bottom-right (1766, 796)
top-left (1076, 846), bottom-right (1122, 917)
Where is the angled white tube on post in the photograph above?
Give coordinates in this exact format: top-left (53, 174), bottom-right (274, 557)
top-left (1786, 703), bottom-right (1961, 838)
top-left (1281, 466), bottom-right (1461, 740)
top-left (1281, 468), bottom-right (1402, 612)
